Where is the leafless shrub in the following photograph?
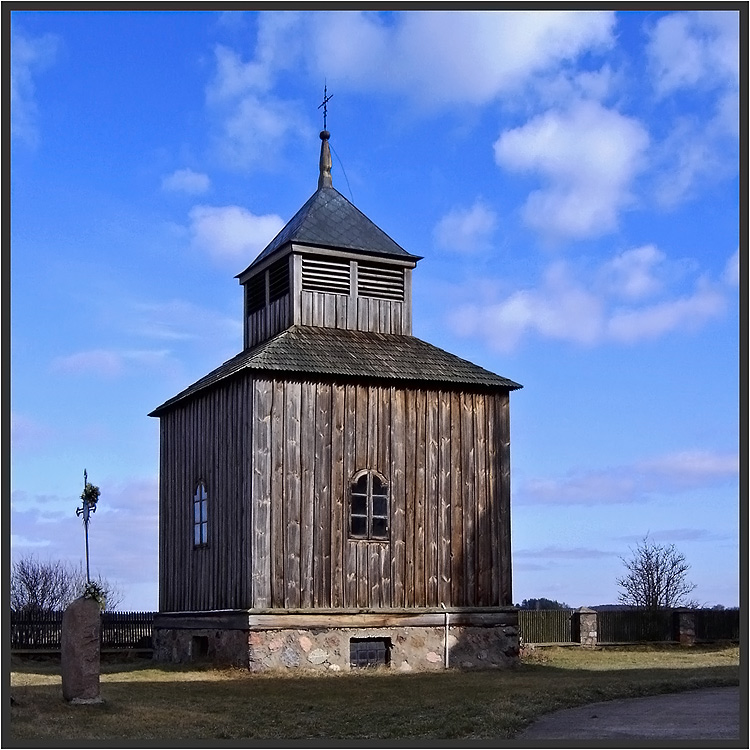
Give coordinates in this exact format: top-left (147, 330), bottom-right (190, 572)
top-left (10, 554), bottom-right (123, 612)
top-left (616, 536), bottom-right (696, 610)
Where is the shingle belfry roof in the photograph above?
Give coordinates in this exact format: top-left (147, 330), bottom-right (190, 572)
top-left (238, 186), bottom-right (421, 276)
top-left (149, 326), bottom-right (522, 416)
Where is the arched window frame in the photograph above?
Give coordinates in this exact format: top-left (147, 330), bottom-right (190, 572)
top-left (349, 469), bottom-right (389, 541)
top-left (193, 480), bottom-right (208, 548)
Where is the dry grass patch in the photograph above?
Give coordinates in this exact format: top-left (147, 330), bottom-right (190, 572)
top-left (8, 645), bottom-right (739, 742)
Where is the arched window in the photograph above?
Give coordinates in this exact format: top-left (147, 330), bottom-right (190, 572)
top-left (349, 470), bottom-right (389, 540)
top-left (193, 482), bottom-right (208, 547)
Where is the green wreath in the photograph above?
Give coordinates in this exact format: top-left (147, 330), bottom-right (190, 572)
top-left (81, 482), bottom-right (100, 506)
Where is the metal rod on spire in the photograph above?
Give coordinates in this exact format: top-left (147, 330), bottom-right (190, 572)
top-left (318, 83), bottom-right (333, 131)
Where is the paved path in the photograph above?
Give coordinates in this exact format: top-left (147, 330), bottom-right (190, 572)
top-left (517, 686), bottom-right (741, 741)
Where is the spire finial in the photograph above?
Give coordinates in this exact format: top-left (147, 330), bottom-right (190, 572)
top-left (318, 82), bottom-right (333, 130)
top-left (317, 83), bottom-right (333, 189)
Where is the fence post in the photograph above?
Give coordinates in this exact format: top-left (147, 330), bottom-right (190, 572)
top-left (673, 608), bottom-right (696, 645)
top-left (573, 607), bottom-right (598, 648)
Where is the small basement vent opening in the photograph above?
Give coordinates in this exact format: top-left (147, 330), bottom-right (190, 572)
top-left (191, 635), bottom-right (209, 660)
top-left (350, 637), bottom-right (391, 669)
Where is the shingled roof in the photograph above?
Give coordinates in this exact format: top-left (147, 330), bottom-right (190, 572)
top-left (149, 326), bottom-right (522, 416)
top-left (237, 186), bottom-right (421, 277)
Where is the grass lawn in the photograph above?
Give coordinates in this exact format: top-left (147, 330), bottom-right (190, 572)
top-left (8, 644), bottom-right (740, 742)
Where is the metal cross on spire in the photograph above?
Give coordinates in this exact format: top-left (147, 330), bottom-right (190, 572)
top-left (318, 83), bottom-right (333, 131)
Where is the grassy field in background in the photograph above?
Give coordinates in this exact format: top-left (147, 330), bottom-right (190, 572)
top-left (8, 644), bottom-right (740, 742)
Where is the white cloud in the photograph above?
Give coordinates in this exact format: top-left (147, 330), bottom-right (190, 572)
top-left (647, 11), bottom-right (739, 99)
top-left (205, 11), bottom-right (616, 166)
top-left (599, 245), bottom-right (666, 299)
top-left (646, 12), bottom-right (739, 206)
top-left (451, 262), bottom-right (604, 351)
top-left (494, 101), bottom-right (649, 240)
top-left (533, 64), bottom-right (619, 109)
top-left (448, 248), bottom-right (732, 351)
top-left (519, 449), bottom-right (738, 506)
top-left (10, 534), bottom-right (51, 549)
top-left (129, 299), bottom-right (243, 346)
top-left (433, 201), bottom-right (497, 253)
top-left (206, 31), bottom-right (308, 169)
top-left (636, 450), bottom-right (739, 485)
top-left (606, 279), bottom-right (725, 343)
top-left (515, 546), bottom-right (613, 560)
top-left (722, 249), bottom-right (739, 286)
top-left (450, 261), bottom-right (604, 351)
top-left (189, 204), bottom-right (284, 264)
top-left (162, 168), bottom-right (211, 195)
top-left (11, 413), bottom-right (52, 451)
top-left (307, 10), bottom-right (615, 106)
top-left (51, 349), bottom-right (123, 376)
top-left (11, 28), bottom-right (58, 145)
top-left (216, 94), bottom-right (308, 169)
top-left (50, 348), bottom-right (172, 377)
top-left (652, 123), bottom-right (723, 207)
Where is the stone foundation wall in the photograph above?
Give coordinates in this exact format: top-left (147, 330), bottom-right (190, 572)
top-left (153, 626), bottom-right (250, 666)
top-left (153, 611), bottom-right (519, 671)
top-left (246, 624), bottom-right (518, 671)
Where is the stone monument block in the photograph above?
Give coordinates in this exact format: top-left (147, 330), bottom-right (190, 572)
top-left (61, 597), bottom-right (102, 703)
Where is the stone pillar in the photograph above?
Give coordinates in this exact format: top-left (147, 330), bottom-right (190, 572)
top-left (61, 597), bottom-right (102, 703)
top-left (574, 607), bottom-right (598, 648)
top-left (674, 608), bottom-right (696, 646)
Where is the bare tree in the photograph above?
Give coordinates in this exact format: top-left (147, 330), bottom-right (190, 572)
top-left (616, 536), bottom-right (696, 609)
top-left (10, 554), bottom-right (123, 612)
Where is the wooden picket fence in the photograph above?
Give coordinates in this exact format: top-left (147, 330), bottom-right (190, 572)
top-left (519, 608), bottom-right (740, 645)
top-left (694, 608), bottom-right (740, 641)
top-left (597, 609), bottom-right (674, 643)
top-left (518, 608), bottom-right (576, 644)
top-left (10, 610), bottom-right (154, 651)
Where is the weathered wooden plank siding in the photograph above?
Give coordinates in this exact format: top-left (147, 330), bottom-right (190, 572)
top-left (425, 393), bottom-right (439, 605)
top-left (284, 381), bottom-right (302, 609)
top-left (497, 390), bottom-right (513, 605)
top-left (247, 295), bottom-right (291, 348)
top-left (437, 390), bottom-right (452, 606)
top-left (312, 383), bottom-right (327, 606)
top-left (270, 380), bottom-right (285, 607)
top-left (449, 391), bottom-right (463, 607)
top-left (343, 384), bottom-right (358, 607)
top-left (330, 384), bottom-right (345, 607)
top-left (159, 377), bottom-right (513, 613)
top-left (299, 290), bottom-right (405, 335)
top-left (158, 378), bottom-right (248, 613)
top-left (252, 378), bottom-right (271, 608)
top-left (475, 394), bottom-right (489, 606)
top-left (390, 387), bottom-right (406, 609)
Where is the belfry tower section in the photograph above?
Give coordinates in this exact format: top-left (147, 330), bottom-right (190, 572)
top-left (150, 123), bottom-right (522, 672)
top-left (237, 130), bottom-right (420, 349)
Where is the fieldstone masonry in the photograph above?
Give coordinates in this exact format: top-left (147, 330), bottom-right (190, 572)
top-left (574, 607), bottom-right (598, 648)
top-left (153, 611), bottom-right (520, 671)
top-left (61, 597), bottom-right (102, 703)
top-left (674, 608), bottom-right (696, 645)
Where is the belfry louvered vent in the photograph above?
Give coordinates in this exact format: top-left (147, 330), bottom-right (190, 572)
top-left (302, 256), bottom-right (350, 294)
top-left (247, 273), bottom-right (266, 313)
top-left (357, 262), bottom-right (404, 301)
top-left (268, 256), bottom-right (290, 301)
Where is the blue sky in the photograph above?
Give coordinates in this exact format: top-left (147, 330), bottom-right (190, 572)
top-left (10, 9), bottom-right (741, 611)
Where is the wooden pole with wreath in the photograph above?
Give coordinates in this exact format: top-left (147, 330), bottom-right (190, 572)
top-left (76, 469), bottom-right (100, 585)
